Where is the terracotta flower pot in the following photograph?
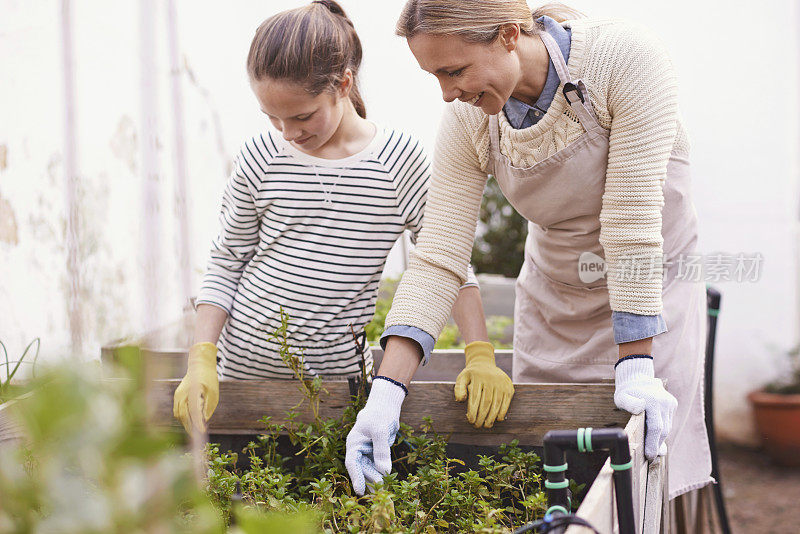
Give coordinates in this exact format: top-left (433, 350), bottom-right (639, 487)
top-left (748, 390), bottom-right (800, 466)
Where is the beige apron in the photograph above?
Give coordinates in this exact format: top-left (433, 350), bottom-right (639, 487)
top-left (489, 31), bottom-right (712, 499)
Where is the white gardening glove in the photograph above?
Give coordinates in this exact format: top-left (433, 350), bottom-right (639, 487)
top-left (345, 377), bottom-right (406, 496)
top-left (614, 356), bottom-right (677, 461)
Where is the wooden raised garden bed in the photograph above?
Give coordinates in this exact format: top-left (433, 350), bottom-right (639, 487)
top-left (99, 316), bottom-right (669, 533)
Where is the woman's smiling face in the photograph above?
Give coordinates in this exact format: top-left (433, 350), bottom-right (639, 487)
top-left (407, 28), bottom-right (521, 115)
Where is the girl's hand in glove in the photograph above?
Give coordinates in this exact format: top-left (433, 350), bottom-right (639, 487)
top-left (454, 341), bottom-right (515, 428)
top-left (614, 356), bottom-right (677, 460)
top-left (173, 342), bottom-right (219, 433)
top-left (345, 377), bottom-right (406, 496)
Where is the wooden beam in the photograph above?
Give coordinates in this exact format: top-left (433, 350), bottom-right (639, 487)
top-left (0, 398), bottom-right (25, 445)
top-left (149, 379), bottom-right (629, 447)
top-left (643, 455), bottom-right (668, 534)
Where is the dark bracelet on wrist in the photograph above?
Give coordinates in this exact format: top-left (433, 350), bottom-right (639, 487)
top-left (373, 375), bottom-right (409, 396)
top-left (614, 354), bottom-right (653, 369)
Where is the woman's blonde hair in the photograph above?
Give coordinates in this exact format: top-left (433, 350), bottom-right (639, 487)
top-left (396, 1), bottom-right (583, 43)
top-left (247, 0), bottom-right (366, 118)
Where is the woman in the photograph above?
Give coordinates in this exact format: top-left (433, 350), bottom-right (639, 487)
top-left (346, 0), bottom-right (712, 501)
top-left (173, 0), bottom-right (510, 437)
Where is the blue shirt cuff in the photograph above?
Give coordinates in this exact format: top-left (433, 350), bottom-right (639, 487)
top-left (380, 325), bottom-right (435, 366)
top-left (612, 312), bottom-right (668, 344)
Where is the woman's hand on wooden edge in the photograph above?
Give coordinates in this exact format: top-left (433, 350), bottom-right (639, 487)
top-left (455, 341), bottom-right (515, 428)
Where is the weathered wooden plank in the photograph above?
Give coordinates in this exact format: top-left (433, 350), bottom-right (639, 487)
top-left (631, 420), bottom-right (647, 532)
top-left (0, 398), bottom-right (26, 446)
top-left (149, 379), bottom-right (629, 446)
top-left (643, 455), bottom-right (667, 534)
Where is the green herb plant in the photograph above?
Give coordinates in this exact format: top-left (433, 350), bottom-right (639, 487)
top-left (0, 338), bottom-right (40, 403)
top-left (364, 277), bottom-right (399, 344)
top-left (0, 347), bottom-right (314, 534)
top-left (764, 344), bottom-right (800, 395)
top-left (434, 316), bottom-right (513, 350)
top-left (471, 176), bottom-right (527, 278)
top-left (0, 354), bottom-right (224, 533)
top-left (269, 308), bottom-right (329, 421)
top-left (365, 278), bottom-right (513, 351)
top-left (206, 313), bottom-right (556, 533)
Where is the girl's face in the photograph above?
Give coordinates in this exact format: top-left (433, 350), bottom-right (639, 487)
top-left (407, 28), bottom-right (521, 116)
top-left (251, 77), bottom-right (347, 153)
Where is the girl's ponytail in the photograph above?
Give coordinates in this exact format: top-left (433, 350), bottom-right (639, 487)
top-left (312, 1), bottom-right (367, 118)
top-left (312, 0), bottom-right (346, 18)
top-left (247, 0), bottom-right (367, 118)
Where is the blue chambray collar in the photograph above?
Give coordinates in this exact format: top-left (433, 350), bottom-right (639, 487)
top-left (503, 16), bottom-right (572, 129)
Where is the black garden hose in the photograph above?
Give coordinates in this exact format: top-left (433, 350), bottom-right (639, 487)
top-left (705, 286), bottom-right (732, 534)
top-left (534, 427), bottom-right (635, 534)
top-left (513, 512), bottom-right (602, 534)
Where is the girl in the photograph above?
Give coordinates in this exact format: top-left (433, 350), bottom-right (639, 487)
top-left (173, 1), bottom-right (512, 438)
top-left (347, 0), bottom-right (712, 503)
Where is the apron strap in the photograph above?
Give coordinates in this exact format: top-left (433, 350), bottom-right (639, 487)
top-left (488, 114), bottom-right (501, 175)
top-left (539, 31), bottom-right (601, 132)
top-left (487, 28), bottom-right (602, 174)
top-left (540, 31), bottom-right (571, 86)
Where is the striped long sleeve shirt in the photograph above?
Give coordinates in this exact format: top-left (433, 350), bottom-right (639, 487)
top-left (196, 125), bottom-right (476, 379)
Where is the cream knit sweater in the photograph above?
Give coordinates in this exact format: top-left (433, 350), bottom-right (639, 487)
top-left (386, 17), bottom-right (689, 340)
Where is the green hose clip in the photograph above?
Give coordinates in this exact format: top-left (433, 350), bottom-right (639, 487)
top-left (543, 463), bottom-right (568, 473)
top-left (708, 308), bottom-right (719, 317)
top-left (610, 460), bottom-right (633, 471)
top-left (545, 479), bottom-right (570, 490)
top-left (577, 427), bottom-right (594, 452)
top-left (545, 505), bottom-right (570, 517)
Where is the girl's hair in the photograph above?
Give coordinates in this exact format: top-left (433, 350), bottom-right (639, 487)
top-left (396, 1), bottom-right (583, 43)
top-left (247, 0), bottom-right (366, 118)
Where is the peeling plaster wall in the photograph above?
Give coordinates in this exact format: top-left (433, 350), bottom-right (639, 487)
top-left (1, 0), bottom-right (799, 445)
top-left (1, 1), bottom-right (198, 366)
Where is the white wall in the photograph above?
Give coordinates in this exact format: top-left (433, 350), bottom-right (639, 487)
top-left (571, 0), bottom-right (800, 446)
top-left (1, 0), bottom-right (797, 444)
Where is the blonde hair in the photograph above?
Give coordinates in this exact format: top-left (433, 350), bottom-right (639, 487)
top-left (396, 1), bottom-right (583, 43)
top-left (247, 0), bottom-right (366, 118)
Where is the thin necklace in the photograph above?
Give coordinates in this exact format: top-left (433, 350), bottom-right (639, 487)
top-left (312, 164), bottom-right (348, 205)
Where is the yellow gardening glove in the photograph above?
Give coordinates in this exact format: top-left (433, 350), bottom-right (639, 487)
top-left (454, 341), bottom-right (515, 428)
top-left (173, 342), bottom-right (219, 433)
